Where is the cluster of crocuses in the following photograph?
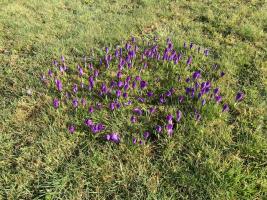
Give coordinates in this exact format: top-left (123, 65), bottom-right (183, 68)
top-left (41, 36), bottom-right (244, 145)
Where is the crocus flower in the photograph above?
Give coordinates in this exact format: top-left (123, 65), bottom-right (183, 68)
top-left (55, 79), bottom-right (63, 92)
top-left (204, 49), bottom-right (209, 56)
top-left (235, 92), bottom-right (244, 102)
top-left (214, 88), bottom-right (219, 95)
top-left (222, 104), bottom-right (229, 112)
top-left (130, 116), bottom-right (137, 123)
top-left (135, 76), bottom-right (141, 81)
top-left (106, 133), bottom-right (120, 143)
top-left (138, 97), bottom-right (145, 103)
top-left (121, 101), bottom-right (130, 107)
top-left (73, 84), bottom-right (78, 93)
top-left (116, 102), bottom-right (121, 109)
top-left (124, 83), bottom-right (130, 91)
top-left (117, 71), bottom-right (122, 79)
top-left (68, 125), bottom-right (75, 134)
top-left (78, 66), bottom-right (83, 76)
top-left (53, 98), bottom-right (59, 109)
top-left (149, 107), bottom-right (156, 114)
top-left (178, 96), bottom-right (185, 103)
top-left (140, 80), bottom-right (147, 89)
top-left (132, 81), bottom-right (137, 89)
top-left (81, 98), bottom-right (86, 107)
top-left (123, 92), bottom-right (128, 99)
top-left (192, 71), bottom-right (201, 80)
top-left (190, 42), bottom-right (194, 49)
top-left (109, 102), bottom-right (116, 111)
top-left (143, 131), bottom-right (150, 140)
top-left (186, 56), bottom-right (192, 65)
top-left (159, 95), bottom-right (166, 104)
top-left (117, 81), bottom-right (124, 88)
top-left (156, 125), bottom-right (162, 133)
top-left (186, 77), bottom-right (190, 83)
top-left (201, 99), bottom-right (206, 106)
top-left (166, 90), bottom-right (172, 97)
top-left (132, 137), bottom-right (137, 144)
top-left (133, 108), bottom-right (142, 115)
top-left (195, 113), bottom-right (201, 121)
top-left (166, 124), bottom-right (173, 136)
top-left (220, 71), bottom-right (225, 77)
top-left (147, 91), bottom-right (153, 97)
top-left (176, 110), bottom-right (182, 122)
top-left (48, 69), bottom-right (53, 77)
top-left (88, 106), bottom-right (94, 113)
top-left (166, 114), bottom-right (173, 124)
top-left (101, 83), bottom-right (108, 95)
top-left (73, 98), bottom-right (78, 108)
top-left (84, 119), bottom-right (93, 127)
top-left (91, 123), bottom-right (105, 134)
top-left (116, 90), bottom-right (121, 98)
top-left (215, 95), bottom-right (222, 103)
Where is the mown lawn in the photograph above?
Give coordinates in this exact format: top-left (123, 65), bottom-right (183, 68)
top-left (0, 0), bottom-right (266, 199)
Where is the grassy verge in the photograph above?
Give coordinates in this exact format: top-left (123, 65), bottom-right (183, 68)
top-left (0, 0), bottom-right (266, 199)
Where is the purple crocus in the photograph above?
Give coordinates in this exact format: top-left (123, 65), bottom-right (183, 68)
top-left (204, 49), bottom-right (209, 56)
top-left (156, 125), bottom-right (162, 133)
top-left (78, 66), bottom-right (83, 76)
top-left (48, 69), bottom-right (53, 77)
top-left (140, 80), bottom-right (147, 89)
top-left (149, 107), bottom-right (156, 114)
top-left (143, 131), bottom-right (150, 140)
top-left (176, 110), bottom-right (182, 122)
top-left (116, 90), bottom-right (121, 98)
top-left (178, 96), bottom-right (185, 103)
top-left (147, 91), bottom-right (153, 97)
top-left (68, 125), bottom-right (75, 134)
top-left (166, 114), bottom-right (173, 124)
top-left (117, 81), bottom-right (124, 88)
top-left (109, 102), bottom-right (116, 111)
top-left (133, 108), bottom-right (142, 115)
top-left (117, 71), bottom-right (122, 79)
top-left (192, 71), bottom-right (201, 80)
top-left (132, 137), bottom-right (137, 144)
top-left (166, 124), bottom-right (173, 136)
top-left (84, 119), bottom-right (93, 127)
top-left (215, 95), bottom-right (222, 103)
top-left (88, 106), bottom-right (94, 113)
top-left (91, 123), bottom-right (105, 134)
top-left (201, 99), bottom-right (206, 106)
top-left (186, 77), bottom-right (190, 83)
top-left (214, 88), bottom-right (219, 95)
top-left (132, 81), bottom-right (137, 89)
top-left (135, 76), bottom-right (141, 81)
top-left (53, 98), bottom-right (59, 109)
top-left (55, 79), bottom-right (63, 92)
top-left (186, 56), bottom-right (192, 66)
top-left (73, 84), bottom-right (78, 93)
top-left (138, 97), bottom-right (145, 103)
top-left (130, 116), bottom-right (137, 123)
top-left (123, 92), bottom-right (128, 99)
top-left (235, 92), bottom-right (244, 102)
top-left (195, 112), bottom-right (201, 121)
top-left (222, 104), bottom-right (229, 112)
top-left (106, 133), bottom-right (120, 143)
top-left (81, 98), bottom-right (87, 107)
top-left (73, 98), bottom-right (78, 108)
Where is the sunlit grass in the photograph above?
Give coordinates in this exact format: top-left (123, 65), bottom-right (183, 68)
top-left (0, 0), bottom-right (266, 199)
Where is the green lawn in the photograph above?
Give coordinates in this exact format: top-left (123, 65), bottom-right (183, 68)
top-left (0, 0), bottom-right (267, 199)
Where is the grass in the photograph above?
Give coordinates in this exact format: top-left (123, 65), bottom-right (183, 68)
top-left (0, 0), bottom-right (267, 199)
